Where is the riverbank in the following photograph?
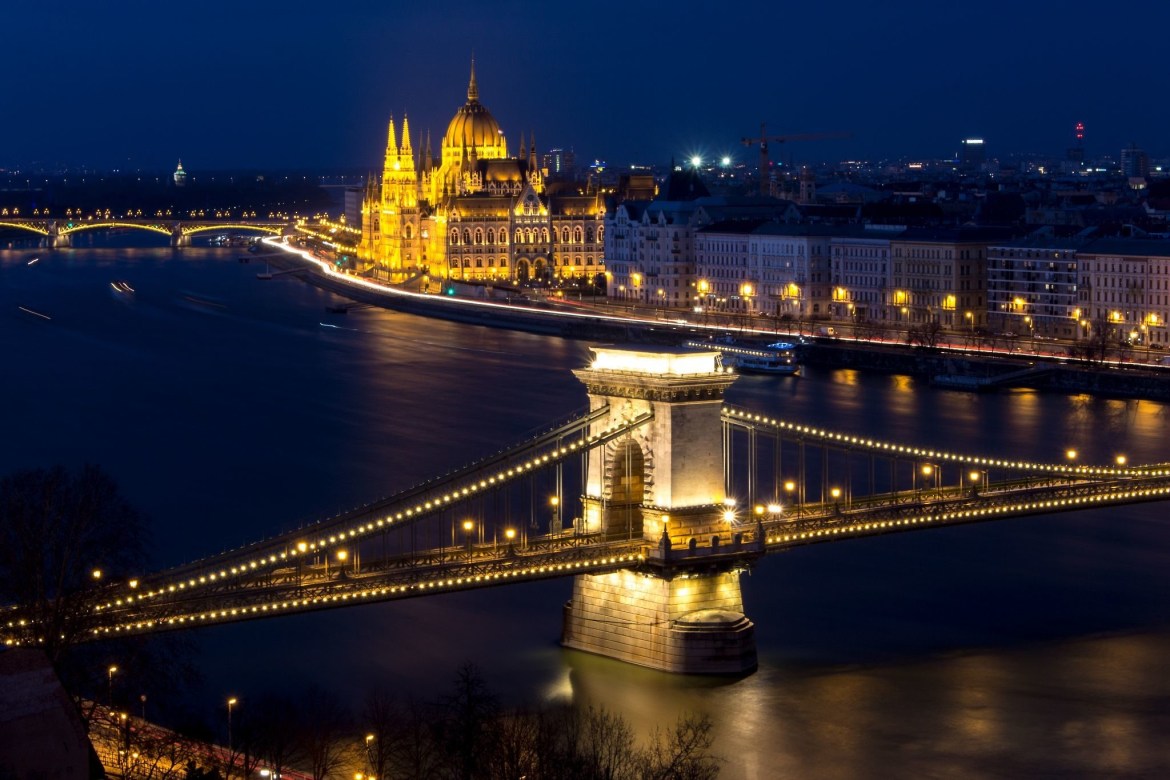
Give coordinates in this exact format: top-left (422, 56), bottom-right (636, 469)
top-left (265, 244), bottom-right (1170, 402)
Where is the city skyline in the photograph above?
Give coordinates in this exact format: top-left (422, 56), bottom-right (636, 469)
top-left (4, 0), bottom-right (1169, 172)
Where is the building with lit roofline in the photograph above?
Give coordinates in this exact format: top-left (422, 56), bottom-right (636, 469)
top-left (359, 62), bottom-right (606, 286)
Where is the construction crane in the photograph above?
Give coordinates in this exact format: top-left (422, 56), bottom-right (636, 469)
top-left (741, 124), bottom-right (852, 196)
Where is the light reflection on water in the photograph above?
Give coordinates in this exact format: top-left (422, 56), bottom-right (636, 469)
top-left (3, 247), bottom-right (1170, 777)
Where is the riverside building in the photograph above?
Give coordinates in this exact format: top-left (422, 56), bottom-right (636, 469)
top-left (359, 63), bottom-right (606, 286)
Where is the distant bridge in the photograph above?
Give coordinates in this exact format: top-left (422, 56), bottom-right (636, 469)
top-left (0, 217), bottom-right (294, 247)
top-left (4, 346), bottom-right (1167, 674)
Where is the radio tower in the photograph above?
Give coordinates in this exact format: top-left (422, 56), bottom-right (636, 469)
top-left (1066, 122), bottom-right (1086, 168)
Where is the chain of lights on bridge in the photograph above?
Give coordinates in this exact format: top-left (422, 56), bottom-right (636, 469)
top-left (722, 407), bottom-right (1167, 478)
top-left (74, 413), bottom-right (650, 617)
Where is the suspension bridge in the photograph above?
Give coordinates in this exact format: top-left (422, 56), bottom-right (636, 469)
top-left (4, 345), bottom-right (1169, 674)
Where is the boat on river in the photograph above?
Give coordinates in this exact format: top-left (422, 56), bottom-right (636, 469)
top-left (685, 338), bottom-right (801, 375)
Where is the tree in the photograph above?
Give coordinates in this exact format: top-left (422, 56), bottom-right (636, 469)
top-left (638, 713), bottom-right (722, 780)
top-left (0, 464), bottom-right (148, 663)
top-left (251, 693), bottom-right (305, 777)
top-left (299, 687), bottom-right (353, 780)
top-left (580, 705), bottom-right (639, 780)
top-left (906, 321), bottom-right (943, 348)
top-left (386, 696), bottom-right (442, 780)
top-left (435, 663), bottom-right (499, 779)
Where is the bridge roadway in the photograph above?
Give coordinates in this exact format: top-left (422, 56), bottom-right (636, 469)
top-left (74, 467), bottom-right (1170, 642)
top-left (0, 217), bottom-right (292, 245)
top-left (5, 403), bottom-right (1170, 648)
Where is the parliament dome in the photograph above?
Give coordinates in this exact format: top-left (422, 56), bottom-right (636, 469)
top-left (443, 62), bottom-right (505, 155)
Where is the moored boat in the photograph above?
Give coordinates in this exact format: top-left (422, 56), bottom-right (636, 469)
top-left (684, 338), bottom-right (800, 375)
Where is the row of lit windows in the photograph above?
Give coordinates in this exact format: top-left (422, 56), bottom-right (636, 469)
top-left (451, 256), bottom-right (599, 268)
top-left (450, 226), bottom-right (603, 245)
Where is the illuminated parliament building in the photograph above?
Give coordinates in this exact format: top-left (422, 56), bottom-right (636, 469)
top-left (358, 64), bottom-right (606, 285)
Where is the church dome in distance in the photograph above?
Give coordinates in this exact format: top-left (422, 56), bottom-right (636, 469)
top-left (444, 61), bottom-right (504, 152)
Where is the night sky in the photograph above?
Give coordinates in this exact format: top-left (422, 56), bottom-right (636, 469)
top-left (5, 0), bottom-right (1167, 172)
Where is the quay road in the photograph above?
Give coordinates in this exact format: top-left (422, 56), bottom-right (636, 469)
top-left (264, 237), bottom-right (1170, 378)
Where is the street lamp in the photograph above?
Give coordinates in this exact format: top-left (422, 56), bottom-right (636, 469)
top-left (919, 463), bottom-right (939, 498)
top-left (107, 665), bottom-right (118, 708)
top-left (462, 519), bottom-right (475, 553)
top-left (227, 697), bottom-right (237, 753)
top-left (549, 496), bottom-right (560, 534)
top-left (740, 282), bottom-right (755, 322)
top-left (784, 480), bottom-right (798, 517)
top-left (829, 487), bottom-right (841, 514)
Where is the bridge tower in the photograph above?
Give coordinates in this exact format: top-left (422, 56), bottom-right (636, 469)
top-left (171, 223), bottom-right (190, 247)
top-left (563, 345), bottom-right (758, 675)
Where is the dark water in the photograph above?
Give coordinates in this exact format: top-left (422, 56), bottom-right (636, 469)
top-left (4, 245), bottom-right (1170, 778)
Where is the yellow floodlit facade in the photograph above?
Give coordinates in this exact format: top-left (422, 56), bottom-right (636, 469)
top-left (359, 62), bottom-right (606, 285)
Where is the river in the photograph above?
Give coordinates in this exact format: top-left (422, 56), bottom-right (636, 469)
top-left (3, 243), bottom-right (1169, 778)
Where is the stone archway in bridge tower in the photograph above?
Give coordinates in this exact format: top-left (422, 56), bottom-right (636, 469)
top-left (602, 437), bottom-right (649, 538)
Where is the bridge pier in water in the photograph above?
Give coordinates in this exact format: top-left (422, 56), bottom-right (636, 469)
top-left (562, 346), bottom-right (758, 675)
top-left (171, 224), bottom-right (190, 247)
top-left (44, 222), bottom-right (70, 248)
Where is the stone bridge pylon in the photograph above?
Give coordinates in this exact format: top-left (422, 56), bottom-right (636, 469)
top-left (562, 346), bottom-right (758, 674)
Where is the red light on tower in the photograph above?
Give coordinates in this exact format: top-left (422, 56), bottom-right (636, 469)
top-left (1075, 121), bottom-right (1085, 142)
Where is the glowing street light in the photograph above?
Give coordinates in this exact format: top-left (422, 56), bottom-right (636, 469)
top-left (107, 665), bottom-right (118, 707)
top-left (227, 697), bottom-right (238, 753)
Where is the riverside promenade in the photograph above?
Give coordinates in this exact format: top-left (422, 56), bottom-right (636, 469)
top-left (262, 238), bottom-right (1170, 402)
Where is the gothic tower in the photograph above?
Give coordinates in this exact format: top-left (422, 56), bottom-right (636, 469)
top-left (378, 116), bottom-right (423, 274)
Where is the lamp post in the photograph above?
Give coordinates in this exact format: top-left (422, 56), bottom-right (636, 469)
top-left (967, 469), bottom-right (982, 497)
top-left (462, 519), bottom-right (474, 554)
top-left (784, 480), bottom-right (798, 518)
top-left (365, 734), bottom-right (375, 779)
top-left (920, 463), bottom-right (938, 499)
top-left (549, 496), bottom-right (560, 535)
top-left (107, 665), bottom-right (118, 708)
top-left (227, 697), bottom-right (237, 754)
